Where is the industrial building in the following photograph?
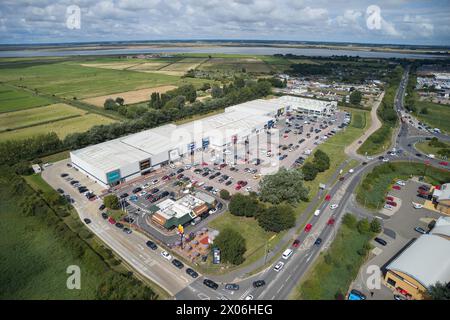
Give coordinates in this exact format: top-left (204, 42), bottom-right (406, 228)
top-left (383, 224), bottom-right (450, 299)
top-left (70, 96), bottom-right (337, 188)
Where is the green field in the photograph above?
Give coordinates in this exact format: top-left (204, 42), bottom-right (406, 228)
top-left (415, 140), bottom-right (449, 160)
top-left (0, 84), bottom-right (53, 113)
top-left (205, 212), bottom-right (283, 274)
top-left (0, 103), bottom-right (86, 131)
top-left (0, 113), bottom-right (117, 141)
top-left (199, 57), bottom-right (273, 73)
top-left (414, 100), bottom-right (450, 134)
top-left (356, 162), bottom-right (450, 210)
top-left (293, 222), bottom-right (373, 300)
top-left (0, 62), bottom-right (182, 99)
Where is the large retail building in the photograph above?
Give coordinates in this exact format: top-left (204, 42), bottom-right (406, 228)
top-left (70, 96), bottom-right (337, 188)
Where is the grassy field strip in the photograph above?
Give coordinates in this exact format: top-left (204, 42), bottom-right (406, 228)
top-left (0, 83), bottom-right (53, 113)
top-left (0, 113), bottom-right (117, 141)
top-left (82, 85), bottom-right (178, 107)
top-left (414, 99), bottom-right (450, 134)
top-left (0, 103), bottom-right (86, 131)
top-left (292, 222), bottom-right (373, 300)
top-left (0, 62), bottom-right (182, 99)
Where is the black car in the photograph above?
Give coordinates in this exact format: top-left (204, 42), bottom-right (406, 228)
top-left (374, 237), bottom-right (387, 246)
top-left (57, 188), bottom-right (64, 194)
top-left (101, 212), bottom-right (108, 219)
top-left (225, 283), bottom-right (239, 291)
top-left (416, 153), bottom-right (422, 157)
top-left (176, 168), bottom-right (185, 174)
top-left (202, 172), bottom-right (209, 177)
top-left (253, 280), bottom-right (266, 288)
top-left (378, 156), bottom-right (384, 160)
top-left (171, 259), bottom-right (184, 269)
top-left (120, 193), bottom-right (129, 199)
top-left (217, 202), bottom-right (223, 210)
top-left (146, 240), bottom-right (157, 250)
top-left (151, 188), bottom-right (159, 194)
top-left (203, 279), bottom-right (219, 290)
top-left (115, 222), bottom-right (124, 229)
top-left (186, 268), bottom-right (199, 278)
top-left (314, 238), bottom-right (322, 246)
top-left (83, 218), bottom-right (91, 224)
top-left (132, 187), bottom-right (142, 194)
top-left (60, 173), bottom-right (69, 178)
top-left (70, 180), bottom-right (78, 185)
top-left (160, 191), bottom-right (170, 197)
top-left (99, 204), bottom-right (106, 211)
top-left (205, 186), bottom-right (214, 191)
top-left (362, 162), bottom-right (367, 165)
top-left (225, 180), bottom-right (232, 186)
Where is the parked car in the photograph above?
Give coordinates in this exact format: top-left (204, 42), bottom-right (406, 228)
top-left (161, 251), bottom-right (172, 260)
top-left (386, 201), bottom-right (397, 207)
top-left (392, 185), bottom-right (401, 190)
top-left (203, 279), bottom-right (219, 290)
top-left (414, 227), bottom-right (427, 234)
top-left (171, 259), bottom-right (184, 269)
top-left (224, 283), bottom-right (240, 291)
top-left (83, 218), bottom-right (91, 224)
top-left (123, 228), bottom-right (132, 234)
top-left (374, 237), bottom-right (387, 246)
top-left (145, 240), bottom-right (157, 250)
top-left (185, 268), bottom-right (198, 278)
top-left (396, 180), bottom-right (406, 186)
top-left (99, 204), bottom-right (106, 211)
top-left (108, 217), bottom-right (116, 225)
top-left (115, 222), bottom-right (124, 229)
top-left (292, 239), bottom-right (300, 248)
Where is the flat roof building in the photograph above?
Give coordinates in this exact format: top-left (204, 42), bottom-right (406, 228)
top-left (70, 96), bottom-right (337, 188)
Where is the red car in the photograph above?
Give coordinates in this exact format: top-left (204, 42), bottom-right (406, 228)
top-left (162, 175), bottom-right (170, 181)
top-left (219, 163), bottom-right (227, 168)
top-left (392, 185), bottom-right (401, 190)
top-left (386, 201), bottom-right (397, 207)
top-left (439, 161), bottom-right (448, 166)
top-left (327, 218), bottom-right (335, 226)
top-left (304, 223), bottom-right (312, 232)
top-left (108, 217), bottom-right (116, 225)
top-left (177, 174), bottom-right (184, 179)
top-left (235, 184), bottom-right (242, 190)
top-left (386, 196), bottom-right (394, 201)
top-left (292, 239), bottom-right (301, 248)
top-left (325, 194), bottom-right (331, 201)
top-left (202, 162), bottom-right (208, 166)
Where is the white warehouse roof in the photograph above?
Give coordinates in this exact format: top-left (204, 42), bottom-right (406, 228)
top-left (386, 234), bottom-right (450, 289)
top-left (275, 95), bottom-right (337, 112)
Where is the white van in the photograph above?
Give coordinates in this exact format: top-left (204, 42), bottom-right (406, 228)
top-left (282, 249), bottom-right (293, 260)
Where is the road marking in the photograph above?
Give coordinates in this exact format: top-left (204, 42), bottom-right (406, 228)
top-left (198, 293), bottom-right (210, 300)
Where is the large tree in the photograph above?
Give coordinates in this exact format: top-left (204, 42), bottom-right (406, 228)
top-left (257, 204), bottom-right (295, 232)
top-left (349, 90), bottom-right (362, 105)
top-left (103, 194), bottom-right (120, 210)
top-left (229, 193), bottom-right (261, 217)
top-left (313, 149), bottom-right (330, 172)
top-left (428, 282), bottom-right (450, 300)
top-left (213, 228), bottom-right (246, 265)
top-left (259, 168), bottom-right (309, 204)
top-left (301, 162), bottom-right (319, 181)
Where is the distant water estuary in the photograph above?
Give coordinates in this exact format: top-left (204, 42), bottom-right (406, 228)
top-left (0, 45), bottom-right (446, 59)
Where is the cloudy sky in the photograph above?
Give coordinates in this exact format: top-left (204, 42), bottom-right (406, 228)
top-left (0, 0), bottom-right (449, 45)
